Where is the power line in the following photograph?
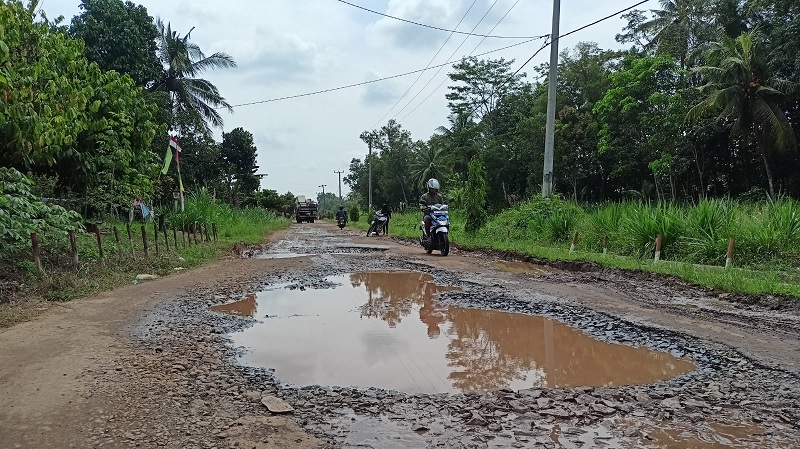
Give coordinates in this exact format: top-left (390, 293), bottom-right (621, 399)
top-left (225, 0), bottom-right (650, 111)
top-left (508, 0), bottom-right (651, 81)
top-left (401, 0), bottom-right (651, 122)
top-left (369, 0), bottom-right (480, 129)
top-left (223, 38), bottom-right (538, 109)
top-left (395, 0), bottom-right (521, 122)
top-left (336, 0), bottom-right (547, 40)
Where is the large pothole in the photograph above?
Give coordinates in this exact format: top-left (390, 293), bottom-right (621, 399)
top-left (212, 271), bottom-right (695, 394)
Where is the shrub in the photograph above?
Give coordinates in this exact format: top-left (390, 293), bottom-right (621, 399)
top-left (0, 168), bottom-right (83, 260)
top-left (349, 205), bottom-right (360, 223)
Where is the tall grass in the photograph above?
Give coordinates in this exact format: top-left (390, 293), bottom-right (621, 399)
top-left (352, 196), bottom-right (800, 297)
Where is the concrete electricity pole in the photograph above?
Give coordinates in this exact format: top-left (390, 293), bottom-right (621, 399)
top-left (368, 141), bottom-right (373, 211)
top-left (542, 0), bottom-right (561, 198)
top-left (318, 184), bottom-right (327, 212)
top-left (333, 170), bottom-right (344, 200)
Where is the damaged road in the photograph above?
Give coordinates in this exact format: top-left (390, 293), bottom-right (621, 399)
top-left (1, 222), bottom-right (798, 448)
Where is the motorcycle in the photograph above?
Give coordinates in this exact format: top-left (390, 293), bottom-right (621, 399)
top-left (420, 204), bottom-right (450, 256)
top-left (366, 211), bottom-right (387, 236)
top-left (337, 216), bottom-right (347, 229)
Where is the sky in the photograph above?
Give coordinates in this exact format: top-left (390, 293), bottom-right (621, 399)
top-left (43, 0), bottom-right (638, 199)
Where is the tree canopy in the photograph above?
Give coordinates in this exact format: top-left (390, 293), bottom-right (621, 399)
top-left (346, 0), bottom-right (800, 209)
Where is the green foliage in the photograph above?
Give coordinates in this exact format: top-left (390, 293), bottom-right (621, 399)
top-left (0, 168), bottom-right (82, 259)
top-left (463, 159), bottom-right (488, 233)
top-left (0, 0), bottom-right (162, 216)
top-left (221, 127), bottom-right (259, 201)
top-left (349, 205), bottom-right (360, 223)
top-left (69, 0), bottom-right (160, 86)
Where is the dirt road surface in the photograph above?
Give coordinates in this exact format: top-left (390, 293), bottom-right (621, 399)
top-left (1, 222), bottom-right (798, 449)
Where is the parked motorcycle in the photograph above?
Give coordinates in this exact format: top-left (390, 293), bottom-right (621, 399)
top-left (419, 204), bottom-right (450, 256)
top-left (366, 211), bottom-right (387, 236)
top-left (337, 216), bottom-right (347, 229)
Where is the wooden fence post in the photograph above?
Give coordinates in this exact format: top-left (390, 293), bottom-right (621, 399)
top-left (153, 221), bottom-right (160, 256)
top-left (163, 225), bottom-right (169, 251)
top-left (95, 227), bottom-right (104, 264)
top-left (126, 222), bottom-right (135, 257)
top-left (204, 224), bottom-right (210, 242)
top-left (113, 226), bottom-right (122, 259)
top-left (603, 235), bottom-right (609, 255)
top-left (212, 223), bottom-right (218, 242)
top-left (654, 234), bottom-right (663, 262)
top-left (31, 232), bottom-right (44, 276)
top-left (141, 225), bottom-right (149, 258)
top-left (173, 228), bottom-right (178, 249)
top-left (193, 222), bottom-right (199, 244)
top-left (570, 232), bottom-right (579, 254)
top-left (182, 224), bottom-right (187, 247)
top-left (725, 238), bottom-right (735, 269)
top-left (68, 230), bottom-right (79, 270)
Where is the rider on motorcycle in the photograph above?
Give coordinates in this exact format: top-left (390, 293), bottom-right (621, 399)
top-left (336, 205), bottom-right (347, 223)
top-left (419, 178), bottom-right (443, 237)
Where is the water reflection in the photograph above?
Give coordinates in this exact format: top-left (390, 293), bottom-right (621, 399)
top-left (230, 272), bottom-right (694, 393)
top-left (210, 293), bottom-right (257, 317)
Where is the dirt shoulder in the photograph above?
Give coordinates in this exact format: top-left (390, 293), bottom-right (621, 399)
top-left (0, 241), bottom-right (326, 449)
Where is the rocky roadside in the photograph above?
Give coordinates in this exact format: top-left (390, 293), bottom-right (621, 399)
top-left (122, 250), bottom-right (800, 449)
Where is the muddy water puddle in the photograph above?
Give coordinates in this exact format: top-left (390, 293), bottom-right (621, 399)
top-left (209, 293), bottom-right (258, 317)
top-left (215, 272), bottom-right (694, 393)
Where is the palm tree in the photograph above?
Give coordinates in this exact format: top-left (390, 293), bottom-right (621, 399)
top-left (638, 0), bottom-right (710, 68)
top-left (410, 144), bottom-right (448, 192)
top-left (153, 19), bottom-right (236, 130)
top-left (434, 112), bottom-right (480, 179)
top-left (688, 30), bottom-right (799, 199)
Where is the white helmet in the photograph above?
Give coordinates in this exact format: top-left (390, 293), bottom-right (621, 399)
top-left (426, 178), bottom-right (440, 190)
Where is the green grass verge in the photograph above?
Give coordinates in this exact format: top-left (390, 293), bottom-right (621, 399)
top-left (1, 207), bottom-right (288, 328)
top-left (353, 210), bottom-right (800, 298)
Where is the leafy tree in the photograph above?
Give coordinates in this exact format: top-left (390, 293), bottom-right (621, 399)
top-left (69, 0), bottom-right (160, 86)
top-left (688, 30), bottom-right (799, 199)
top-left (446, 57), bottom-right (524, 121)
top-left (221, 127), bottom-right (259, 204)
top-left (153, 19), bottom-right (236, 131)
top-left (594, 55), bottom-right (686, 199)
top-left (1, 0), bottom-right (162, 216)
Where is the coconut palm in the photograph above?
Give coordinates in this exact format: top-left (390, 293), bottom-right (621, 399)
top-left (688, 30), bottom-right (799, 199)
top-left (153, 19), bottom-right (236, 130)
top-left (410, 144), bottom-right (448, 192)
top-left (637, 0), bottom-right (711, 68)
top-left (434, 112), bottom-right (480, 179)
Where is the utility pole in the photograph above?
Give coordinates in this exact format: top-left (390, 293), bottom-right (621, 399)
top-left (542, 0), bottom-right (561, 198)
top-left (319, 184), bottom-right (327, 212)
top-left (333, 170), bottom-right (344, 200)
top-left (368, 141), bottom-right (373, 211)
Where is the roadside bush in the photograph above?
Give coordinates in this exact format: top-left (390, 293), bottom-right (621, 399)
top-left (463, 159), bottom-right (488, 234)
top-left (349, 205), bottom-right (360, 222)
top-left (0, 168), bottom-right (83, 260)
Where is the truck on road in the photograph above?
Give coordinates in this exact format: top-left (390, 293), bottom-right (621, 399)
top-left (294, 195), bottom-right (318, 223)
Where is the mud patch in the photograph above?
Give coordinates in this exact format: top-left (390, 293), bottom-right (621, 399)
top-left (210, 293), bottom-right (258, 317)
top-left (227, 271), bottom-right (693, 393)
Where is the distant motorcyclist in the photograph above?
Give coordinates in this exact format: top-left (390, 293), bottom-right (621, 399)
top-left (419, 178), bottom-right (443, 237)
top-left (335, 205), bottom-right (347, 222)
top-left (380, 202), bottom-right (392, 235)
